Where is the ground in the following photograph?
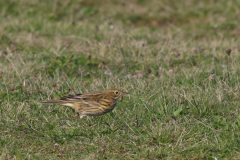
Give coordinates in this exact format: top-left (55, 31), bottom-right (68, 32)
top-left (1, 0), bottom-right (240, 159)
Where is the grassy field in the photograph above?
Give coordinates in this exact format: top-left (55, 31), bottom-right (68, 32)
top-left (1, 0), bottom-right (240, 159)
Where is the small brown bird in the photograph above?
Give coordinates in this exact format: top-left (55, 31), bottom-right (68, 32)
top-left (39, 88), bottom-right (128, 119)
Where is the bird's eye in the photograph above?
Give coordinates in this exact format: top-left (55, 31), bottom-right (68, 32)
top-left (115, 91), bottom-right (119, 95)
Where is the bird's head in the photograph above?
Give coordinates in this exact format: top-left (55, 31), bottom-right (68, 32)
top-left (104, 88), bottom-right (129, 99)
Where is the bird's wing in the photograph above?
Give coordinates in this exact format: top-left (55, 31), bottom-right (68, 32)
top-left (60, 94), bottom-right (82, 101)
top-left (40, 94), bottom-right (82, 104)
top-left (39, 92), bottom-right (104, 107)
top-left (60, 92), bottom-right (103, 102)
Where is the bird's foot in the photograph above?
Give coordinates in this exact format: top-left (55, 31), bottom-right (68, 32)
top-left (71, 113), bottom-right (79, 119)
top-left (80, 115), bottom-right (85, 120)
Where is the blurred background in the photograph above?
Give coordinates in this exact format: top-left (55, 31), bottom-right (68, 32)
top-left (1, 0), bottom-right (240, 159)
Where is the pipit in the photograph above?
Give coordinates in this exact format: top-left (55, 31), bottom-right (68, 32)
top-left (39, 88), bottom-right (128, 119)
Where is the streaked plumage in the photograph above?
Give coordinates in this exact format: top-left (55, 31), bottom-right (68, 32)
top-left (39, 88), bottom-right (128, 119)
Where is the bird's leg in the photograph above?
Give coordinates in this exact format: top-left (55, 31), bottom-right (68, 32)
top-left (80, 115), bottom-right (85, 120)
top-left (71, 112), bottom-right (79, 119)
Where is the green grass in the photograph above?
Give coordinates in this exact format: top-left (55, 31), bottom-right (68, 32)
top-left (1, 0), bottom-right (240, 159)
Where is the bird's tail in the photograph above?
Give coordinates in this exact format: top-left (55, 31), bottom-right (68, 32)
top-left (39, 100), bottom-right (74, 107)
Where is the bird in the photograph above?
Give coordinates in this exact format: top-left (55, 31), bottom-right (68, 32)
top-left (39, 88), bottom-right (129, 119)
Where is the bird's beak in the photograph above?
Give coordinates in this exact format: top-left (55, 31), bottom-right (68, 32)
top-left (123, 92), bottom-right (129, 94)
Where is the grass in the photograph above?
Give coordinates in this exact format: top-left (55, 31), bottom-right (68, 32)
top-left (1, 0), bottom-right (240, 159)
